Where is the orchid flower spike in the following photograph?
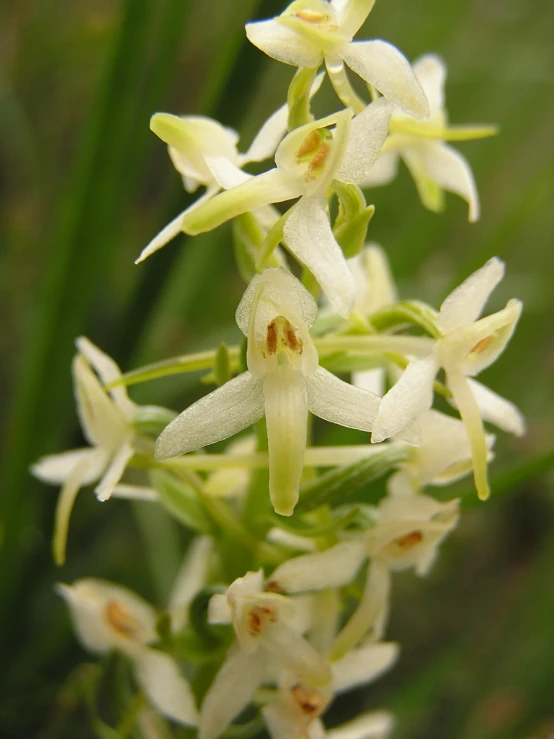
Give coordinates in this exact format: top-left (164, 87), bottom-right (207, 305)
top-left (262, 641), bottom-right (397, 738)
top-left (178, 100), bottom-right (393, 317)
top-left (155, 268), bottom-right (388, 516)
top-left (32, 337), bottom-right (171, 564)
top-left (363, 54), bottom-right (497, 221)
top-left (199, 570), bottom-right (331, 739)
top-left (372, 257), bottom-right (524, 500)
top-left (246, 0), bottom-right (429, 119)
top-left (136, 75), bottom-right (323, 264)
top-left (57, 579), bottom-right (198, 727)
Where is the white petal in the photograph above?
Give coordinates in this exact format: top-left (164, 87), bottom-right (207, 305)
top-left (73, 354), bottom-right (127, 448)
top-left (439, 257), bottom-right (505, 334)
top-left (204, 155), bottom-right (252, 189)
top-left (261, 621), bottom-right (332, 687)
top-left (182, 168), bottom-right (303, 235)
top-left (350, 243), bottom-right (398, 314)
top-left (410, 140), bottom-right (479, 221)
top-left (341, 40), bottom-right (429, 119)
top-left (76, 337), bottom-right (135, 418)
top-left (332, 642), bottom-right (399, 693)
top-left (466, 379), bottom-right (525, 437)
top-left (332, 0), bottom-right (376, 37)
top-left (307, 367), bottom-right (380, 432)
top-left (169, 537), bottom-right (213, 631)
top-left (199, 647), bottom-right (265, 739)
top-left (371, 354), bottom-right (438, 443)
top-left (457, 299), bottom-right (522, 376)
top-left (236, 266), bottom-right (318, 338)
top-left (135, 209), bottom-right (188, 264)
top-left (133, 647), bottom-right (198, 726)
top-left (267, 538), bottom-right (367, 593)
top-left (264, 365), bottom-right (308, 516)
top-left (31, 447), bottom-right (107, 486)
top-left (448, 372), bottom-right (490, 500)
top-left (95, 441), bottom-right (134, 502)
top-left (285, 196), bottom-right (355, 318)
top-left (413, 54), bottom-right (447, 119)
top-left (415, 410), bottom-right (475, 486)
top-left (56, 578), bottom-right (157, 653)
top-left (336, 98), bottom-right (392, 184)
top-left (207, 593), bottom-right (232, 625)
top-left (327, 711), bottom-right (394, 739)
top-left (359, 150), bottom-right (400, 188)
top-left (245, 18), bottom-right (323, 68)
top-left (241, 104), bottom-right (289, 165)
top-left (155, 372), bottom-right (265, 459)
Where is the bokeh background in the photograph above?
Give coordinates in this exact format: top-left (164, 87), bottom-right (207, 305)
top-left (1, 0), bottom-right (553, 737)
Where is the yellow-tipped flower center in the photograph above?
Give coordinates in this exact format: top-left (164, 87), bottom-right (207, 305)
top-left (106, 600), bottom-right (141, 639)
top-left (262, 316), bottom-right (304, 364)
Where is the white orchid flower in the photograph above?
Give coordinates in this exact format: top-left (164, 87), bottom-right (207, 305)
top-left (267, 492), bottom-right (459, 657)
top-left (155, 268), bottom-right (390, 516)
top-left (136, 75), bottom-right (323, 264)
top-left (262, 641), bottom-right (397, 738)
top-left (362, 54), bottom-right (497, 221)
top-left (246, 0), bottom-right (428, 119)
top-left (32, 337), bottom-right (169, 564)
top-left (199, 570), bottom-right (331, 739)
top-left (57, 579), bottom-right (198, 727)
top-left (372, 257), bottom-right (524, 500)
top-left (178, 100), bottom-right (393, 317)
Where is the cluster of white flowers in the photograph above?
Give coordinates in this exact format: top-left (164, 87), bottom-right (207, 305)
top-left (33, 0), bottom-right (524, 735)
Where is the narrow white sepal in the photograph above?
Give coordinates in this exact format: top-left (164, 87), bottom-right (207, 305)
top-left (331, 642), bottom-right (399, 693)
top-left (466, 379), bottom-right (525, 437)
top-left (335, 98), bottom-right (392, 184)
top-left (155, 372), bottom-right (265, 459)
top-left (307, 366), bottom-right (380, 432)
top-left (95, 442), bottom-right (134, 502)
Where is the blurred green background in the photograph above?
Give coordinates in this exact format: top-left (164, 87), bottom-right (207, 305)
top-left (1, 0), bottom-right (553, 737)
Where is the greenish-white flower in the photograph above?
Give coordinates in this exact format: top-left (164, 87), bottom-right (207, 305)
top-left (246, 0), bottom-right (429, 119)
top-left (177, 101), bottom-right (393, 317)
top-left (199, 569), bottom-right (331, 739)
top-left (155, 268), bottom-right (394, 516)
top-left (372, 257), bottom-right (524, 500)
top-left (57, 579), bottom-right (198, 727)
top-left (32, 337), bottom-right (170, 564)
top-left (362, 54), bottom-right (497, 221)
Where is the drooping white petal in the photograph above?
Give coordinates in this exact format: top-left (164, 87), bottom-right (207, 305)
top-left (261, 621), bottom-right (332, 687)
top-left (199, 647), bottom-right (265, 739)
top-left (371, 354), bottom-right (438, 443)
top-left (264, 365), bottom-right (308, 516)
top-left (53, 451), bottom-right (110, 565)
top-left (241, 105), bottom-right (289, 165)
top-left (335, 98), bottom-right (392, 184)
top-left (326, 710), bottom-right (394, 739)
top-left (412, 54), bottom-right (446, 120)
top-left (341, 40), bottom-right (429, 119)
top-left (466, 379), bottom-right (525, 437)
top-left (332, 642), bottom-right (399, 693)
top-left (95, 441), bottom-right (134, 502)
top-left (330, 561), bottom-right (390, 659)
top-left (181, 168), bottom-right (303, 235)
top-left (132, 647), bottom-right (198, 726)
top-left (438, 257), bottom-right (505, 334)
top-left (170, 537), bottom-right (213, 631)
top-left (155, 372), bottom-right (265, 460)
top-left (284, 196), bottom-right (355, 318)
top-left (31, 447), bottom-right (107, 486)
top-left (267, 538), bottom-right (367, 593)
top-left (307, 367), bottom-right (380, 432)
top-left (359, 150), bottom-right (400, 187)
top-left (246, 19), bottom-right (324, 68)
top-left (414, 140), bottom-right (479, 222)
top-left (76, 337), bottom-right (135, 419)
top-left (56, 578), bottom-right (158, 653)
top-left (448, 371), bottom-right (490, 500)
top-left (415, 410), bottom-right (477, 486)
